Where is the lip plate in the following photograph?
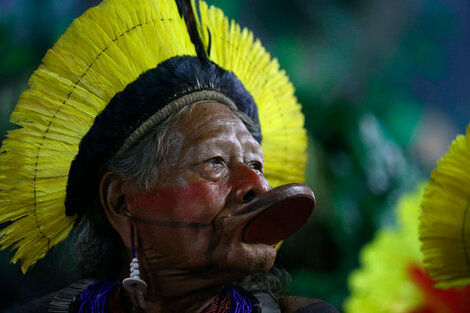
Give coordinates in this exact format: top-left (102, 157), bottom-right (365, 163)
top-left (238, 183), bottom-right (315, 245)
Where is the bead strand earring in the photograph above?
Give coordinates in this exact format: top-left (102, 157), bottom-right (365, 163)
top-left (122, 222), bottom-right (147, 292)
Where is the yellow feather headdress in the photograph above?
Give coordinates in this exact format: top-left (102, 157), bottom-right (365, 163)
top-left (0, 0), bottom-right (307, 273)
top-left (420, 124), bottom-right (470, 288)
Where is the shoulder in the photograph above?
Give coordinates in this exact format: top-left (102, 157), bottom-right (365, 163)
top-left (7, 292), bottom-right (58, 313)
top-left (9, 279), bottom-right (99, 313)
top-left (280, 296), bottom-right (340, 313)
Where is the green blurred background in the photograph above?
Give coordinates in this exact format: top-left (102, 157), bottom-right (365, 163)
top-left (1, 0), bottom-right (469, 311)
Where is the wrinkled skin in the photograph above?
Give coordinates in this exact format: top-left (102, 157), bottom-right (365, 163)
top-left (101, 102), bottom-right (275, 312)
top-left (100, 101), bottom-right (323, 313)
top-left (131, 101), bottom-right (275, 278)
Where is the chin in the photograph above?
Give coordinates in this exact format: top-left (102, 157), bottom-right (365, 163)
top-left (223, 242), bottom-right (277, 276)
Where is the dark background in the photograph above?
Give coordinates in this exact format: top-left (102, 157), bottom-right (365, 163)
top-left (1, 0), bottom-right (469, 311)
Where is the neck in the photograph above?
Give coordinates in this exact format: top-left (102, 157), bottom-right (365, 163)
top-left (126, 259), bottom-right (239, 313)
top-left (125, 261), bottom-right (254, 313)
top-left (127, 282), bottom-right (224, 313)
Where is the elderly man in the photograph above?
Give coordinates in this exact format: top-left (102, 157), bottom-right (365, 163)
top-left (0, 0), bottom-right (339, 312)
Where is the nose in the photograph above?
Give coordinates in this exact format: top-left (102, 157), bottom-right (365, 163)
top-left (232, 164), bottom-right (270, 204)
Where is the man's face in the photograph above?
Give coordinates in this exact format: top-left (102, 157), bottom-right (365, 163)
top-left (124, 101), bottom-right (275, 295)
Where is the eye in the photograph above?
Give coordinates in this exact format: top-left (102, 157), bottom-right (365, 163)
top-left (206, 156), bottom-right (225, 165)
top-left (247, 161), bottom-right (263, 174)
top-left (194, 156), bottom-right (227, 180)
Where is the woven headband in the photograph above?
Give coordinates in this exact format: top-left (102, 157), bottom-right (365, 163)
top-left (117, 90), bottom-right (240, 156)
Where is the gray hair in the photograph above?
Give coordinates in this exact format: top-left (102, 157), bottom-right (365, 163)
top-left (105, 103), bottom-right (195, 190)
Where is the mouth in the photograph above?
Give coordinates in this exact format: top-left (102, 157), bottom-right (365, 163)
top-left (235, 183), bottom-right (315, 245)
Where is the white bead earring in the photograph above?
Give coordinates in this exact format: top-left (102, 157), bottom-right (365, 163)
top-left (122, 223), bottom-right (147, 292)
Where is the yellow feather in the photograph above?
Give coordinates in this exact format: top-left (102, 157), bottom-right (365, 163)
top-left (420, 124), bottom-right (470, 288)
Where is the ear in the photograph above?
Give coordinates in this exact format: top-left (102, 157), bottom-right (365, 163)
top-left (99, 171), bottom-right (132, 248)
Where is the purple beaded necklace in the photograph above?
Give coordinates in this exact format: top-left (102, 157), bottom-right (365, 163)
top-left (225, 285), bottom-right (253, 313)
top-left (78, 281), bottom-right (117, 313)
top-left (78, 282), bottom-right (253, 313)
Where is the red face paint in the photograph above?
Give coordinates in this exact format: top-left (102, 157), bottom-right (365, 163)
top-left (128, 181), bottom-right (231, 224)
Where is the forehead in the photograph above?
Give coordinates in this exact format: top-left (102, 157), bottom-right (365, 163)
top-left (173, 101), bottom-right (256, 145)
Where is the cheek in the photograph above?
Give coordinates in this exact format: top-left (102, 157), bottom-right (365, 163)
top-left (128, 181), bottom-right (231, 222)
